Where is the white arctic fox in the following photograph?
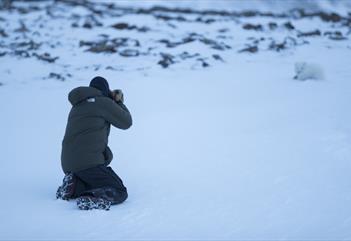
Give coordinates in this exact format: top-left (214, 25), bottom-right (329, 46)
top-left (294, 62), bottom-right (324, 81)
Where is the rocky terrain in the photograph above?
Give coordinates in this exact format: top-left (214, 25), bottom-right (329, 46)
top-left (0, 0), bottom-right (350, 82)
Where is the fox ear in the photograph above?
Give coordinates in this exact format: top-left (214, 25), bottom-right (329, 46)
top-left (295, 62), bottom-right (305, 69)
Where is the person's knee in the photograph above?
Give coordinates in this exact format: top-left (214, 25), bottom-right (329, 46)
top-left (101, 186), bottom-right (128, 205)
top-left (113, 189), bottom-right (128, 205)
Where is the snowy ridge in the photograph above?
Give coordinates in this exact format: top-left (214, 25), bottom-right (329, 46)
top-left (0, 0), bottom-right (350, 84)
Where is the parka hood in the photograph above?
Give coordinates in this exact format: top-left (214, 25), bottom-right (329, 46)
top-left (68, 86), bottom-right (103, 106)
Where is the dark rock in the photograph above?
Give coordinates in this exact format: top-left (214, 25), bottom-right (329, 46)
top-left (218, 28), bottom-right (229, 33)
top-left (79, 40), bottom-right (95, 47)
top-left (268, 22), bottom-right (278, 30)
top-left (0, 52), bottom-right (7, 57)
top-left (98, 34), bottom-right (110, 38)
top-left (344, 18), bottom-right (351, 28)
top-left (93, 65), bottom-right (101, 71)
top-left (81, 37), bottom-right (138, 53)
top-left (167, 23), bottom-right (177, 29)
top-left (250, 37), bottom-right (265, 45)
top-left (32, 31), bottom-right (40, 37)
top-left (199, 37), bottom-right (231, 50)
top-left (216, 35), bottom-right (230, 40)
top-left (170, 15), bottom-right (187, 22)
top-left (158, 52), bottom-right (175, 68)
top-left (87, 43), bottom-right (116, 53)
top-left (17, 6), bottom-right (31, 14)
top-left (17, 5), bottom-right (41, 14)
top-left (14, 50), bottom-right (30, 58)
top-left (238, 46), bottom-right (258, 53)
top-left (14, 21), bottom-right (29, 33)
top-left (82, 21), bottom-right (93, 29)
top-left (49, 72), bottom-right (65, 81)
top-left (297, 30), bottom-right (321, 37)
top-left (131, 39), bottom-right (140, 47)
top-left (0, 29), bottom-right (8, 37)
top-left (70, 13), bottom-right (81, 20)
top-left (289, 8), bottom-right (305, 19)
top-left (294, 10), bottom-right (344, 23)
top-left (0, 82), bottom-right (3, 86)
top-left (329, 35), bottom-right (348, 41)
top-left (241, 10), bottom-right (258, 17)
top-left (138, 26), bottom-right (150, 32)
top-left (324, 31), bottom-right (348, 40)
top-left (111, 22), bottom-right (149, 32)
top-left (212, 54), bottom-right (224, 61)
top-left (105, 66), bottom-right (120, 71)
top-left (119, 49), bottom-right (139, 57)
top-left (269, 41), bottom-right (286, 51)
top-left (288, 9), bottom-right (344, 23)
top-left (269, 37), bottom-right (297, 51)
top-left (269, 37), bottom-right (305, 52)
top-left (137, 5), bottom-right (233, 18)
top-left (284, 21), bottom-right (295, 30)
top-left (158, 39), bottom-right (173, 48)
top-left (106, 3), bottom-right (115, 9)
top-left (129, 34), bottom-right (227, 54)
top-left (204, 18), bottom-right (216, 24)
top-left (154, 14), bottom-right (187, 22)
top-left (319, 12), bottom-right (341, 22)
top-left (0, 0), bottom-right (12, 10)
top-left (13, 40), bottom-right (41, 51)
top-left (136, 5), bottom-right (288, 19)
top-left (71, 22), bottom-right (79, 28)
top-left (260, 12), bottom-right (279, 18)
top-left (198, 58), bottom-right (209, 67)
top-left (196, 17), bottom-right (216, 24)
top-left (111, 37), bottom-right (140, 47)
top-left (111, 22), bottom-right (130, 30)
top-left (33, 52), bottom-right (59, 63)
top-left (168, 33), bottom-right (231, 50)
top-left (81, 37), bottom-right (139, 53)
top-left (86, 14), bottom-right (103, 27)
top-left (58, 0), bottom-right (103, 15)
top-left (159, 39), bottom-right (191, 48)
top-left (179, 51), bottom-right (199, 60)
top-left (181, 35), bottom-right (197, 44)
top-left (243, 23), bottom-right (263, 31)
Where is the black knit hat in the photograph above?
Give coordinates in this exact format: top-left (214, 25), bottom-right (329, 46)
top-left (89, 76), bottom-right (110, 97)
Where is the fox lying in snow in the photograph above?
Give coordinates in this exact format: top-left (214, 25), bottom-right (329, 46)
top-left (294, 62), bottom-right (324, 81)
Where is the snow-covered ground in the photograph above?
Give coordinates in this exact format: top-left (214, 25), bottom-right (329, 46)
top-left (1, 0), bottom-right (351, 240)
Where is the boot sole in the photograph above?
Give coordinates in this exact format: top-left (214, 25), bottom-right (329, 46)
top-left (76, 196), bottom-right (111, 211)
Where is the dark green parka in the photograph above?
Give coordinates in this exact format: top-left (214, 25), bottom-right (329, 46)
top-left (61, 87), bottom-right (132, 173)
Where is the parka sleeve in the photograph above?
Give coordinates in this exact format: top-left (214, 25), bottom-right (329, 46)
top-left (99, 97), bottom-right (133, 130)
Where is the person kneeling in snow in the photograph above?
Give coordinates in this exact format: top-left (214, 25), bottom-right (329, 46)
top-left (56, 76), bottom-right (132, 210)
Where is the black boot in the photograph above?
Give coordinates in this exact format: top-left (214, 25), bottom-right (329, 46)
top-left (56, 173), bottom-right (76, 200)
top-left (76, 196), bottom-right (111, 210)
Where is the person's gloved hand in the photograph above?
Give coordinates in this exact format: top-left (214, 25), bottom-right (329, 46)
top-left (111, 89), bottom-right (124, 103)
